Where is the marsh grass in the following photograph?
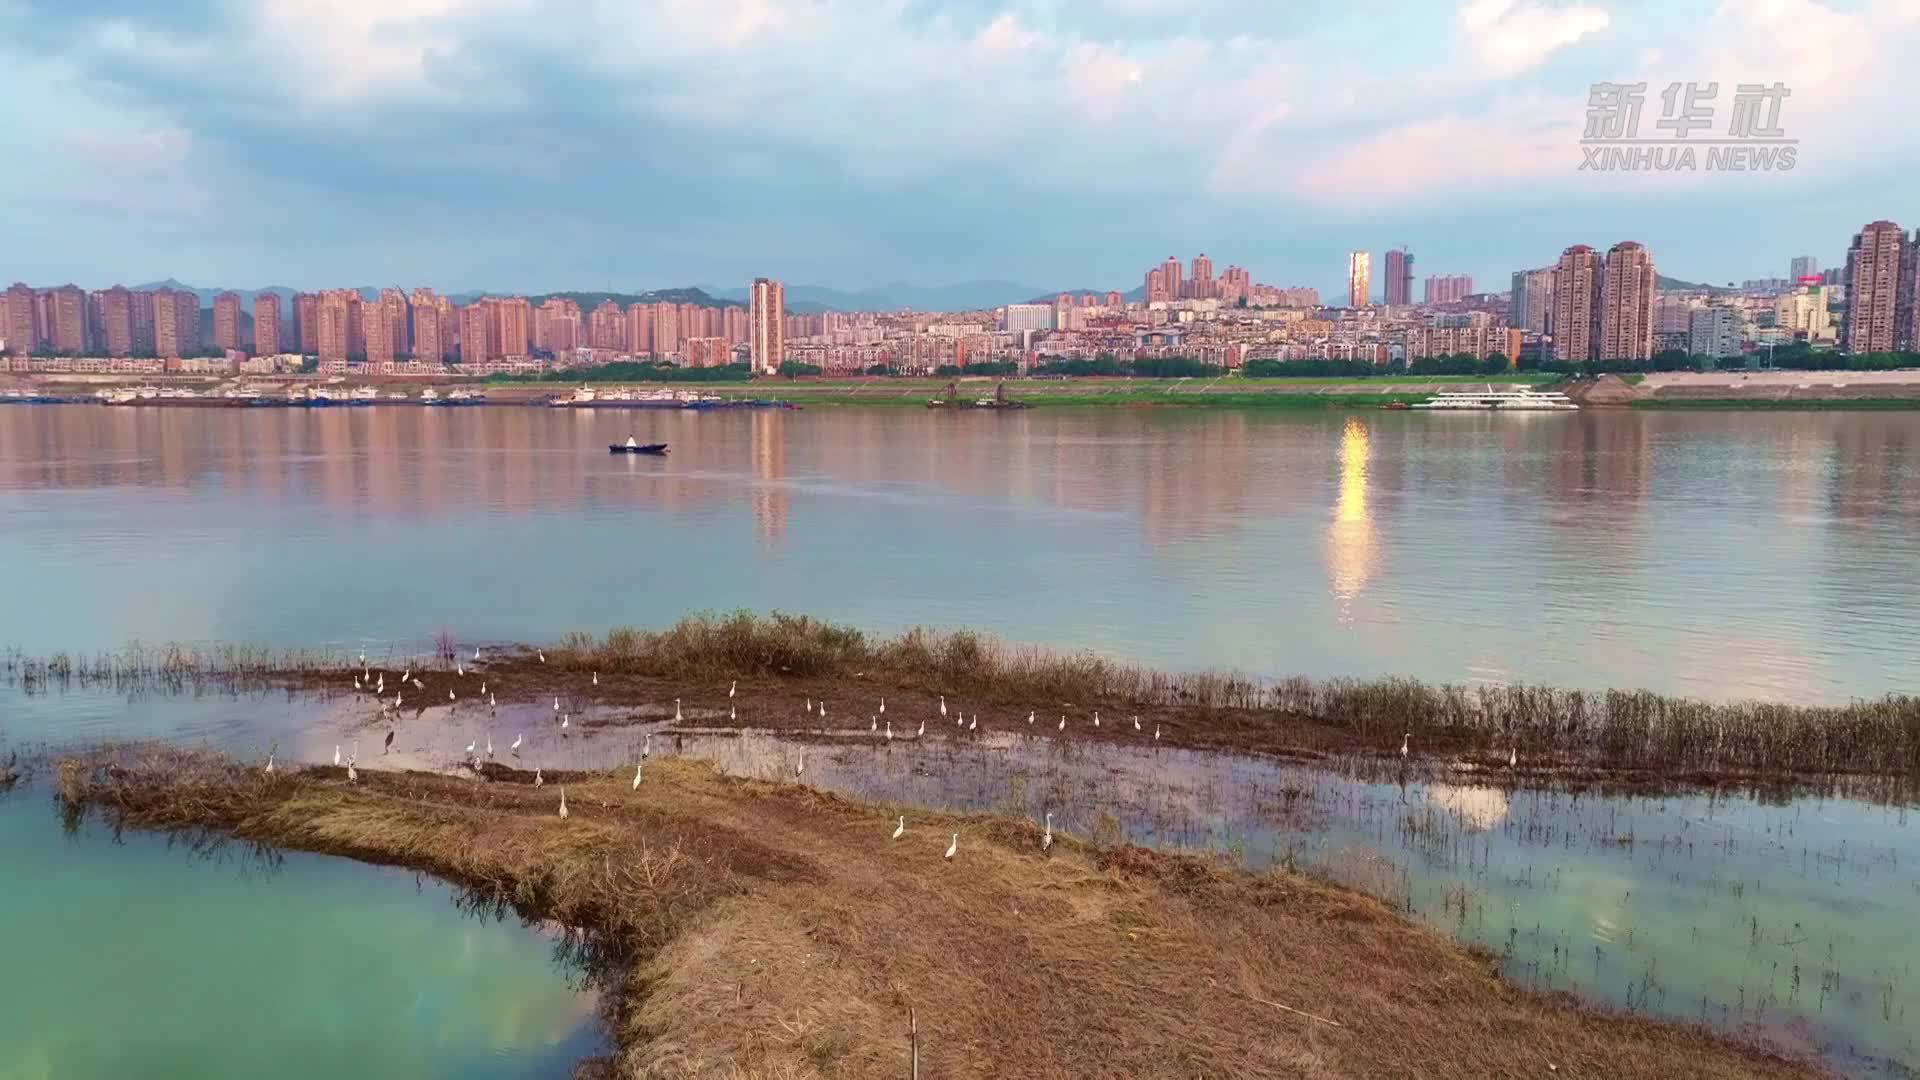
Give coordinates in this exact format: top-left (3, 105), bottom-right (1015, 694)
top-left (4, 643), bottom-right (336, 695)
top-left (51, 744), bottom-right (1814, 1080)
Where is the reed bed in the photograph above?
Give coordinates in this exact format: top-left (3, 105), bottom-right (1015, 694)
top-left (4, 643), bottom-right (337, 695)
top-left (551, 611), bottom-right (1920, 777)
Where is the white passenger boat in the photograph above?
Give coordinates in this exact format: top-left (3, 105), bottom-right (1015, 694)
top-left (1411, 385), bottom-right (1579, 411)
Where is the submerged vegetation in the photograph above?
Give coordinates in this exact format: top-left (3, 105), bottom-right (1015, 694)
top-left (52, 745), bottom-right (1812, 1079)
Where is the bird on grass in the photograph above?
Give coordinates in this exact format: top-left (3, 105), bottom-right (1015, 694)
top-left (412, 677), bottom-right (424, 690)
top-left (264, 751), bottom-right (276, 776)
top-left (1509, 746), bottom-right (1518, 770)
top-left (967, 714), bottom-right (976, 733)
top-left (1027, 711), bottom-right (1034, 725)
top-left (473, 647), bottom-right (481, 661)
top-left (489, 693), bottom-right (497, 711)
top-left (553, 696), bottom-right (560, 712)
top-left (394, 692), bottom-right (403, 710)
top-left (347, 760), bottom-right (358, 783)
top-left (1154, 725), bottom-right (1161, 741)
top-left (805, 697), bottom-right (813, 714)
top-left (558, 787), bottom-right (568, 819)
top-left (675, 698), bottom-right (683, 722)
top-left (538, 651), bottom-right (546, 663)
top-left (593, 671), bottom-right (599, 687)
top-left (819, 702), bottom-right (828, 721)
top-left (1400, 733), bottom-right (1411, 760)
top-left (561, 713), bottom-right (570, 733)
top-left (1042, 812), bottom-right (1053, 852)
top-left (534, 767), bottom-right (543, 787)
top-left (1133, 715), bottom-right (1141, 732)
top-left (401, 668), bottom-right (412, 684)
top-left (1057, 715), bottom-right (1066, 731)
top-left (448, 688), bottom-right (456, 702)
top-left (916, 719), bottom-right (925, 737)
top-left (944, 833), bottom-right (958, 860)
top-left (939, 696), bottom-right (948, 719)
top-left (456, 662), bottom-right (464, 678)
top-left (728, 679), bottom-right (736, 699)
top-left (480, 681), bottom-right (487, 696)
top-left (891, 816), bottom-right (905, 840)
top-left (353, 674), bottom-right (361, 691)
top-left (870, 715), bottom-right (878, 733)
top-left (632, 763), bottom-right (643, 790)
top-left (1093, 711), bottom-right (1100, 728)
top-left (885, 720), bottom-right (893, 742)
top-left (376, 674), bottom-right (385, 694)
top-left (729, 704), bottom-right (736, 721)
top-left (878, 697), bottom-right (886, 715)
top-left (510, 732), bottom-right (523, 754)
top-left (465, 738), bottom-right (476, 759)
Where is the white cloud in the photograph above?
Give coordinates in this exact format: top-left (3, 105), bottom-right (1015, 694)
top-left (1458, 0), bottom-right (1610, 77)
top-left (974, 12), bottom-right (1044, 55)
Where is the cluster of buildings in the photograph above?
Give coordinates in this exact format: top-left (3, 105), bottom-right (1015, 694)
top-left (5, 221), bottom-right (1915, 380)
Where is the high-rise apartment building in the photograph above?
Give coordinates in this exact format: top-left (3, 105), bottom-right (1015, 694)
top-left (365, 298), bottom-right (395, 363)
top-left (1003, 304), bottom-right (1052, 333)
top-left (1774, 285), bottom-right (1833, 341)
top-left (723, 304), bottom-right (747, 345)
top-left (212, 292), bottom-right (241, 351)
top-left (653, 302), bottom-right (680, 357)
top-left (130, 290), bottom-right (155, 353)
top-left (153, 288), bottom-right (199, 358)
top-left (588, 301), bottom-right (623, 350)
top-left (749, 278), bottom-right (785, 373)
top-left (1841, 220), bottom-right (1910, 354)
top-left (1347, 251), bottom-right (1371, 308)
top-left (378, 289), bottom-right (408, 357)
top-left (458, 303), bottom-right (492, 363)
top-left (410, 289), bottom-right (443, 360)
top-left (1509, 268), bottom-right (1554, 335)
top-left (1145, 267), bottom-right (1167, 304)
top-left (1422, 274), bottom-right (1473, 305)
top-left (294, 293), bottom-right (320, 353)
top-left (491, 297), bottom-right (530, 358)
top-left (1161, 257), bottom-right (1183, 302)
top-left (1383, 248), bottom-right (1413, 306)
top-left (317, 289), bottom-right (354, 366)
top-left (253, 294), bottom-right (280, 356)
top-left (627, 303), bottom-right (655, 356)
top-left (48, 285), bottom-right (87, 354)
top-left (1789, 255), bottom-right (1818, 281)
top-left (1550, 245), bottom-right (1602, 363)
top-left (100, 286), bottom-right (134, 356)
top-left (3, 283), bottom-right (35, 354)
top-left (1190, 254), bottom-right (1214, 299)
top-left (1599, 241), bottom-right (1656, 361)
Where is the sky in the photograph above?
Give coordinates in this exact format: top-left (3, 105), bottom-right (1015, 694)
top-left (2, 0), bottom-right (1917, 298)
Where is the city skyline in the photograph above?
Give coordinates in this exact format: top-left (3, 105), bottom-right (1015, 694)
top-left (3, 3), bottom-right (1918, 296)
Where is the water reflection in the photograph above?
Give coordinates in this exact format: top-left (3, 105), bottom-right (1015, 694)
top-left (1327, 416), bottom-right (1374, 621)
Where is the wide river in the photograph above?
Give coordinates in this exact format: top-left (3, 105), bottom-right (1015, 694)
top-left (3, 403), bottom-right (1918, 702)
top-left (3, 402), bottom-right (1918, 1077)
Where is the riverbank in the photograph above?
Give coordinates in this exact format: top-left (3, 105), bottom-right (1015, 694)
top-left (53, 744), bottom-right (1813, 1079)
top-left (1574, 371), bottom-right (1920, 409)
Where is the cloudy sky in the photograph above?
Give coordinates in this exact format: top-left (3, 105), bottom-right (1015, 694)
top-left (2, 0), bottom-right (1916, 297)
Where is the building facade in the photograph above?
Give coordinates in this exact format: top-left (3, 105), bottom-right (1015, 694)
top-left (1550, 245), bottom-right (1602, 363)
top-left (1688, 306), bottom-right (1742, 359)
top-left (253, 294), bottom-right (280, 356)
top-left (750, 278), bottom-right (785, 373)
top-left (1347, 251), bottom-right (1370, 308)
top-left (1599, 241), bottom-right (1656, 361)
top-left (1841, 220), bottom-right (1911, 354)
top-left (1383, 249), bottom-right (1413, 307)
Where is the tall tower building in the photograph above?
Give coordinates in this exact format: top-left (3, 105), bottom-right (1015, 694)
top-left (493, 297), bottom-right (530, 357)
top-left (1161, 256), bottom-right (1183, 301)
top-left (1599, 241), bottom-right (1656, 361)
top-left (1347, 251), bottom-right (1371, 308)
top-left (153, 289), bottom-right (199, 359)
top-left (1509, 268), bottom-right (1555, 335)
top-left (212, 292), bottom-right (241, 351)
top-left (294, 293), bottom-right (320, 353)
top-left (253, 294), bottom-right (280, 356)
top-left (1550, 245), bottom-right (1602, 363)
top-left (49, 285), bottom-right (87, 354)
top-left (3, 283), bottom-right (36, 354)
top-left (750, 278), bottom-right (785, 373)
top-left (365, 299), bottom-right (395, 363)
top-left (458, 303), bottom-right (493, 363)
top-left (316, 290), bottom-right (354, 366)
top-left (1841, 220), bottom-right (1909, 354)
top-left (1788, 255), bottom-right (1818, 281)
top-left (1190, 254), bottom-right (1214, 299)
top-left (410, 289), bottom-right (442, 360)
top-left (1145, 267), bottom-right (1167, 304)
top-left (101, 286), bottom-right (135, 357)
top-left (1383, 248), bottom-right (1413, 306)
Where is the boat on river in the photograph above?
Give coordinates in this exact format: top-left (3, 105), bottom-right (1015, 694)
top-left (609, 437), bottom-right (669, 455)
top-left (1410, 385), bottom-right (1578, 411)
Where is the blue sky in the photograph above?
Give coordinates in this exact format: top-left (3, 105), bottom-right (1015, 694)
top-left (1, 0), bottom-right (1916, 298)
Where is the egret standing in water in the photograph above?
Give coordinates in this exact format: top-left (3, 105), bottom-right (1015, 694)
top-left (642, 733), bottom-right (652, 759)
top-left (465, 738), bottom-right (476, 759)
top-left (944, 833), bottom-right (958, 860)
top-left (794, 751), bottom-right (804, 779)
top-left (474, 647), bottom-right (481, 661)
top-left (554, 696), bottom-right (561, 712)
top-left (486, 733), bottom-right (494, 760)
top-left (891, 816), bottom-right (905, 840)
top-left (557, 787), bottom-right (568, 819)
top-left (510, 732), bottom-right (523, 754)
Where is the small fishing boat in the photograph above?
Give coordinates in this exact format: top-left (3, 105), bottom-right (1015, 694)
top-left (609, 437), bottom-right (669, 455)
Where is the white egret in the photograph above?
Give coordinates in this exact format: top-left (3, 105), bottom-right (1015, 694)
top-left (1509, 746), bottom-right (1518, 769)
top-left (558, 787), bottom-right (568, 819)
top-left (561, 713), bottom-right (570, 731)
top-left (474, 646), bottom-right (481, 661)
top-left (395, 692), bottom-right (403, 709)
top-left (794, 751), bottom-right (804, 779)
top-left (376, 674), bottom-right (385, 693)
top-left (510, 732), bottom-right (523, 753)
top-left (1133, 715), bottom-right (1141, 731)
top-left (359, 650), bottom-right (367, 666)
top-left (353, 674), bottom-right (361, 691)
top-left (486, 733), bottom-right (494, 760)
top-left (534, 767), bottom-right (543, 787)
top-left (333, 745), bottom-right (341, 767)
top-left (878, 697), bottom-right (886, 715)
top-left (632, 763), bottom-right (644, 790)
top-left (347, 761), bottom-right (358, 783)
top-left (642, 733), bottom-right (652, 759)
top-left (806, 697), bottom-right (813, 714)
top-left (412, 677), bottom-right (424, 690)
top-left (967, 714), bottom-right (976, 732)
top-left (916, 719), bottom-right (925, 737)
top-left (1027, 711), bottom-right (1034, 725)
top-left (490, 692), bottom-right (497, 709)
top-left (885, 720), bottom-right (893, 741)
top-left (728, 679), bottom-right (736, 699)
top-left (939, 696), bottom-right (947, 719)
top-left (675, 698), bottom-right (682, 722)
top-left (481, 681), bottom-right (487, 696)
top-left (944, 833), bottom-right (957, 860)
top-left (730, 704), bottom-right (736, 721)
top-left (402, 668), bottom-right (411, 683)
top-left (1093, 711), bottom-right (1100, 728)
top-left (465, 738), bottom-right (477, 757)
top-left (1057, 715), bottom-right (1066, 731)
top-left (554, 696), bottom-right (560, 712)
top-left (593, 671), bottom-right (599, 686)
top-left (891, 816), bottom-right (905, 840)
top-left (1400, 733), bottom-right (1411, 759)
top-left (264, 753), bottom-right (275, 775)
top-left (1154, 725), bottom-right (1161, 741)
top-left (456, 662), bottom-right (464, 677)
top-left (538, 651), bottom-right (546, 663)
top-left (819, 702), bottom-right (827, 721)
top-left (449, 688), bottom-right (456, 702)
top-left (1042, 812), bottom-right (1053, 851)
top-left (870, 716), bottom-right (878, 733)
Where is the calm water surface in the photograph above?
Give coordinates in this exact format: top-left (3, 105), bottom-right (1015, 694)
top-left (4, 405), bottom-right (1918, 702)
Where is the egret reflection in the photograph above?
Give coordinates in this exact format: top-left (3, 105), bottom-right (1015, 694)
top-left (1328, 417), bottom-right (1376, 620)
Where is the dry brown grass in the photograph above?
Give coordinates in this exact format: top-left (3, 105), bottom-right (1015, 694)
top-left (54, 744), bottom-right (1815, 1080)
